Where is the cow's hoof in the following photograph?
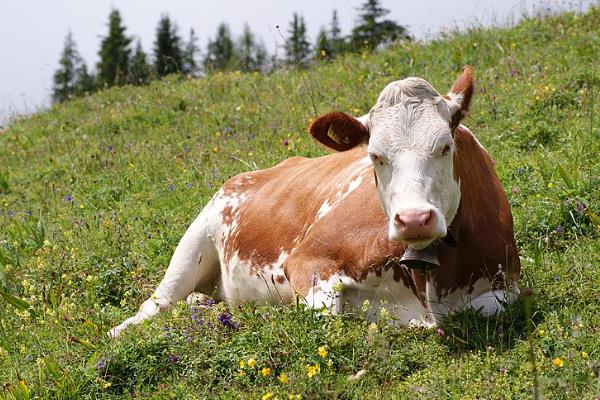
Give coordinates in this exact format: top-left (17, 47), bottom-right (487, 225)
top-left (186, 292), bottom-right (211, 305)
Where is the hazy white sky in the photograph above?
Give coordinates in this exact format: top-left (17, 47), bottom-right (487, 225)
top-left (0, 0), bottom-right (592, 125)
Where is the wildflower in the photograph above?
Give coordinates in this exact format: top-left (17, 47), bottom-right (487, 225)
top-left (288, 395), bottom-right (302, 400)
top-left (186, 183), bottom-right (193, 189)
top-left (168, 354), bottom-right (179, 363)
top-left (581, 351), bottom-right (588, 358)
top-left (552, 357), bottom-right (564, 367)
top-left (261, 392), bottom-right (274, 400)
top-left (64, 194), bottom-right (73, 202)
top-left (247, 358), bottom-right (257, 368)
top-left (310, 272), bottom-right (319, 287)
top-left (306, 363), bottom-right (320, 378)
top-left (320, 49), bottom-right (327, 57)
top-left (318, 346), bottom-right (328, 358)
top-left (79, 204), bottom-right (84, 209)
top-left (554, 226), bottom-right (564, 234)
top-left (278, 372), bottom-right (289, 384)
top-left (436, 328), bottom-right (445, 337)
top-left (576, 200), bottom-right (587, 213)
top-left (498, 366), bottom-right (507, 373)
top-left (283, 139), bottom-right (289, 147)
top-left (107, 144), bottom-right (113, 152)
top-left (261, 367), bottom-right (271, 377)
top-left (538, 329), bottom-right (545, 336)
top-left (167, 184), bottom-right (175, 192)
top-left (217, 311), bottom-right (239, 330)
top-left (547, 182), bottom-right (554, 189)
top-left (239, 360), bottom-right (246, 369)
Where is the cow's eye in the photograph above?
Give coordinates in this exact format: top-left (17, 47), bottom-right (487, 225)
top-left (442, 144), bottom-right (451, 156)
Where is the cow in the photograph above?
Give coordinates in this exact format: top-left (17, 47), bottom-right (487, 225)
top-left (110, 66), bottom-right (520, 337)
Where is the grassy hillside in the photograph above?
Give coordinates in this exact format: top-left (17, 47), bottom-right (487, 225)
top-left (1, 7), bottom-right (599, 399)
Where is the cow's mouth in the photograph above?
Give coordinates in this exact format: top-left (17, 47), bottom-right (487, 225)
top-left (401, 237), bottom-right (436, 250)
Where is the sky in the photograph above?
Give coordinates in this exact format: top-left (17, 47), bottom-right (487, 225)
top-left (0, 0), bottom-right (593, 126)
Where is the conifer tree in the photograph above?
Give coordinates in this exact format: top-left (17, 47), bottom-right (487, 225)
top-left (329, 10), bottom-right (347, 57)
top-left (182, 29), bottom-right (200, 77)
top-left (285, 13), bottom-right (311, 68)
top-left (53, 32), bottom-right (91, 102)
top-left (129, 40), bottom-right (151, 84)
top-left (237, 24), bottom-right (267, 72)
top-left (154, 15), bottom-right (183, 77)
top-left (74, 64), bottom-right (96, 96)
top-left (97, 9), bottom-right (132, 86)
top-left (204, 23), bottom-right (237, 72)
top-left (351, 0), bottom-right (410, 51)
top-left (315, 28), bottom-right (332, 61)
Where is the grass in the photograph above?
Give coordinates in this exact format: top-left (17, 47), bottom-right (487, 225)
top-left (1, 6), bottom-right (600, 399)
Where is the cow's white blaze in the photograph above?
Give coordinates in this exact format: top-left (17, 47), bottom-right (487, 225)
top-left (360, 78), bottom-right (462, 248)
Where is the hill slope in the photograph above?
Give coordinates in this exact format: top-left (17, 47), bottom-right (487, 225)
top-left (1, 8), bottom-right (599, 399)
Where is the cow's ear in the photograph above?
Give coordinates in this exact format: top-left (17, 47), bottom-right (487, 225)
top-left (445, 65), bottom-right (474, 130)
top-left (309, 111), bottom-right (369, 152)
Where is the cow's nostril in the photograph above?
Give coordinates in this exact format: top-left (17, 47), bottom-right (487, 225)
top-left (394, 213), bottom-right (405, 227)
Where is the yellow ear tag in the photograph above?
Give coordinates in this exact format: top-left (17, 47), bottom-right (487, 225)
top-left (327, 126), bottom-right (342, 144)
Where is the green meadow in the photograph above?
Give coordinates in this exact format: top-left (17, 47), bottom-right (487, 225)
top-left (1, 7), bottom-right (599, 399)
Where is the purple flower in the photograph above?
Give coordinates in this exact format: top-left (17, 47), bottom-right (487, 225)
top-left (7, 211), bottom-right (13, 218)
top-left (168, 354), bottom-right (179, 363)
top-left (499, 366), bottom-right (507, 373)
top-left (554, 226), bottom-right (565, 234)
top-left (203, 299), bottom-right (216, 308)
top-left (576, 200), bottom-right (587, 213)
top-left (554, 275), bottom-right (561, 282)
top-left (107, 144), bottom-right (113, 152)
top-left (26, 210), bottom-right (32, 216)
top-left (64, 194), bottom-right (73, 202)
top-left (310, 272), bottom-right (319, 287)
top-left (515, 167), bottom-right (525, 175)
top-left (283, 139), bottom-right (290, 147)
top-left (96, 358), bottom-right (108, 370)
top-left (436, 328), bottom-right (445, 337)
top-left (217, 311), bottom-right (239, 330)
top-left (186, 183), bottom-right (193, 189)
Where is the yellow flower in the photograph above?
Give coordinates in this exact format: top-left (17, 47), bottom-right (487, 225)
top-left (247, 358), bottom-right (256, 368)
top-left (261, 367), bottom-right (271, 377)
top-left (538, 329), bottom-right (545, 336)
top-left (306, 363), bottom-right (320, 378)
top-left (239, 360), bottom-right (246, 369)
top-left (581, 351), bottom-right (588, 358)
top-left (547, 182), bottom-right (554, 189)
top-left (552, 357), bottom-right (564, 367)
top-left (318, 346), bottom-right (328, 358)
top-left (261, 392), bottom-right (274, 400)
top-left (278, 373), bottom-right (289, 384)
top-left (288, 395), bottom-right (302, 400)
top-left (320, 49), bottom-right (326, 57)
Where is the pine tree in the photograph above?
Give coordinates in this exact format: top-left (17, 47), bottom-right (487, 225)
top-left (154, 15), bottom-right (183, 77)
top-left (285, 13), bottom-right (311, 68)
top-left (97, 9), bottom-right (132, 86)
top-left (53, 32), bottom-right (91, 102)
top-left (129, 40), bottom-right (151, 84)
top-left (237, 24), bottom-right (267, 72)
top-left (315, 28), bottom-right (332, 61)
top-left (330, 10), bottom-right (347, 57)
top-left (182, 29), bottom-right (200, 77)
top-left (204, 23), bottom-right (237, 72)
top-left (74, 63), bottom-right (96, 96)
top-left (351, 0), bottom-right (410, 51)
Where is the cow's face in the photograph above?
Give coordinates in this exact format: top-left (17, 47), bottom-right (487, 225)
top-left (310, 67), bottom-right (473, 250)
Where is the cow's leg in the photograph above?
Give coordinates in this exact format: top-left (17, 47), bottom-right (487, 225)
top-left (303, 273), bottom-right (345, 314)
top-left (464, 287), bottom-right (520, 316)
top-left (109, 204), bottom-right (220, 337)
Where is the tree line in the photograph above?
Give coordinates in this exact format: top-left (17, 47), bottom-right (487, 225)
top-left (52, 0), bottom-right (410, 103)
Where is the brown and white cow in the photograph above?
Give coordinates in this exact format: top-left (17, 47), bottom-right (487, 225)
top-left (111, 66), bottom-right (520, 337)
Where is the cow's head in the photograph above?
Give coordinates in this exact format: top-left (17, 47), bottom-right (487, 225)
top-left (310, 67), bottom-right (473, 250)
